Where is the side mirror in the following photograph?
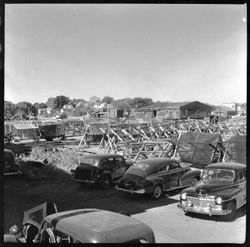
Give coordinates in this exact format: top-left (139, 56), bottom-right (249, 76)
top-left (9, 225), bottom-right (19, 235)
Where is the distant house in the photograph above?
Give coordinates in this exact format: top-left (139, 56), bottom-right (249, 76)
top-left (132, 101), bottom-right (213, 121)
top-left (222, 103), bottom-right (237, 111)
top-left (110, 108), bottom-right (124, 118)
top-left (211, 106), bottom-right (237, 118)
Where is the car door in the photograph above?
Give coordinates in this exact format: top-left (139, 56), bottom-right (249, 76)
top-left (168, 162), bottom-right (183, 188)
top-left (23, 202), bottom-right (58, 229)
top-left (113, 156), bottom-right (127, 180)
top-left (156, 164), bottom-right (170, 191)
top-left (235, 169), bottom-right (246, 208)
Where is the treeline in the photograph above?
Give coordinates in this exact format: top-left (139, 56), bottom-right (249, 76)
top-left (4, 95), bottom-right (155, 120)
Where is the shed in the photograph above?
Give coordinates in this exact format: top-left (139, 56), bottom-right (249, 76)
top-left (179, 101), bottom-right (213, 119)
top-left (13, 123), bottom-right (39, 140)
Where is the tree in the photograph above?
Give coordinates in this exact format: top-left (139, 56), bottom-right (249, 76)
top-left (15, 101), bottom-right (33, 115)
top-left (53, 95), bottom-right (70, 109)
top-left (34, 102), bottom-right (47, 109)
top-left (46, 97), bottom-right (56, 109)
top-left (4, 101), bottom-right (16, 120)
top-left (102, 96), bottom-right (114, 105)
top-left (131, 97), bottom-right (153, 108)
top-left (71, 98), bottom-right (85, 108)
top-left (89, 96), bottom-right (101, 103)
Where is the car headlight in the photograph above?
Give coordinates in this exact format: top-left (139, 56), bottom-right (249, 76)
top-left (180, 192), bottom-right (187, 200)
top-left (216, 197), bottom-right (222, 205)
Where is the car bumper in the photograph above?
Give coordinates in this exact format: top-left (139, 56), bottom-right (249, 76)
top-left (4, 171), bottom-right (22, 176)
top-left (73, 179), bottom-right (96, 184)
top-left (115, 185), bottom-right (147, 194)
top-left (177, 202), bottom-right (230, 216)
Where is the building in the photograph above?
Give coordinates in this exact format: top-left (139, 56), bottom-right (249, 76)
top-left (132, 101), bottom-right (213, 121)
top-left (211, 106), bottom-right (237, 118)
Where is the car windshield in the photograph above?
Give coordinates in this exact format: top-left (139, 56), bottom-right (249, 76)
top-left (201, 168), bottom-right (235, 182)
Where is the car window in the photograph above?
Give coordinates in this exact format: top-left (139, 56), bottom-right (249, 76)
top-left (158, 165), bottom-right (168, 173)
top-left (102, 158), bottom-right (115, 167)
top-left (169, 162), bottom-right (180, 170)
top-left (115, 157), bottom-right (125, 168)
top-left (236, 170), bottom-right (245, 182)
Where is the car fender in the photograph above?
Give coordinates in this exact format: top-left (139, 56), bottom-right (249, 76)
top-left (180, 169), bottom-right (201, 182)
top-left (146, 176), bottom-right (164, 187)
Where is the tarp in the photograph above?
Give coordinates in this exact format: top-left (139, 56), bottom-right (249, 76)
top-left (223, 135), bottom-right (246, 164)
top-left (176, 132), bottom-right (222, 167)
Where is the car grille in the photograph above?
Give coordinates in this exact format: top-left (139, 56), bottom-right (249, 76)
top-left (74, 169), bottom-right (92, 180)
top-left (187, 196), bottom-right (216, 207)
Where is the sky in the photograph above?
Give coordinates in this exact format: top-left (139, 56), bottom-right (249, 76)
top-left (5, 4), bottom-right (247, 105)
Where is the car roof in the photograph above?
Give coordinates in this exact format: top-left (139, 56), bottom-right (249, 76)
top-left (84, 154), bottom-right (123, 160)
top-left (136, 158), bottom-right (178, 167)
top-left (44, 209), bottom-right (153, 243)
top-left (205, 162), bottom-right (246, 171)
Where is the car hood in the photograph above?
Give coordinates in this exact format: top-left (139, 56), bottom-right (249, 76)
top-left (194, 181), bottom-right (234, 194)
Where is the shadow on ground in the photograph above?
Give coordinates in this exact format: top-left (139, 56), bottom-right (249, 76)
top-left (4, 166), bottom-right (179, 232)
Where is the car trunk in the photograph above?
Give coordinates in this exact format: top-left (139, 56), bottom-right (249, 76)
top-left (119, 169), bottom-right (146, 190)
top-left (74, 164), bottom-right (98, 181)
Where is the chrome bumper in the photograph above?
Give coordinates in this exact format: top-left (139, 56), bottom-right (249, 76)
top-left (177, 202), bottom-right (230, 216)
top-left (115, 185), bottom-right (146, 194)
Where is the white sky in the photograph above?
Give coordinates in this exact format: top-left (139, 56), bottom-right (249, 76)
top-left (5, 4), bottom-right (247, 105)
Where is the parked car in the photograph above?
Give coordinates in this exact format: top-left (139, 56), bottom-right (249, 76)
top-left (5, 202), bottom-right (155, 243)
top-left (71, 154), bottom-right (133, 188)
top-left (116, 158), bottom-right (201, 199)
top-left (178, 162), bottom-right (246, 220)
top-left (4, 149), bottom-right (22, 175)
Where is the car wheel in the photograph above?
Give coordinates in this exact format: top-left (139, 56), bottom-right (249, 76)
top-left (100, 175), bottom-right (112, 189)
top-left (225, 201), bottom-right (236, 221)
top-left (152, 185), bottom-right (162, 199)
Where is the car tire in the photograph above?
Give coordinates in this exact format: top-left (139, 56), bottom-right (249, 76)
top-left (100, 175), bottom-right (112, 189)
top-left (225, 201), bottom-right (236, 221)
top-left (152, 185), bottom-right (162, 199)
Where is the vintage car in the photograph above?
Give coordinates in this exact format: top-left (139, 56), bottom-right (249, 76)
top-left (178, 162), bottom-right (246, 220)
top-left (71, 154), bottom-right (133, 188)
top-left (115, 158), bottom-right (201, 199)
top-left (5, 202), bottom-right (155, 243)
top-left (4, 149), bottom-right (22, 175)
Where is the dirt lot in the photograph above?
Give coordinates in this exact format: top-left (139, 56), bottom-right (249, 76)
top-left (4, 173), bottom-right (178, 232)
top-left (4, 172), bottom-right (246, 243)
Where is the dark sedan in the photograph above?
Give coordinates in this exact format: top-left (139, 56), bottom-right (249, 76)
top-left (4, 149), bottom-right (22, 176)
top-left (178, 162), bottom-right (246, 220)
top-left (116, 158), bottom-right (201, 199)
top-left (72, 154), bottom-right (133, 189)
